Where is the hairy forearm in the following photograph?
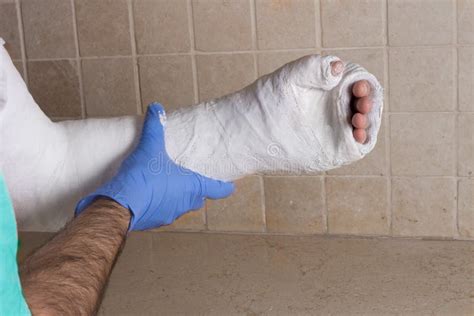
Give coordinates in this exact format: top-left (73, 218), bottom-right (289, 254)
top-left (20, 199), bottom-right (131, 315)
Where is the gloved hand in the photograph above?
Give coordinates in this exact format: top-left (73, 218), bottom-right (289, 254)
top-left (75, 103), bottom-right (235, 231)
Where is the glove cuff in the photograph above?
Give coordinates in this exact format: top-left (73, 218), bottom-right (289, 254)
top-left (74, 185), bottom-right (135, 230)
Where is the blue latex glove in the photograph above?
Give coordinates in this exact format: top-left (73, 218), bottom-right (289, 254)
top-left (75, 103), bottom-right (235, 231)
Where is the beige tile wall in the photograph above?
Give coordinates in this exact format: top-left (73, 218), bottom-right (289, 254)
top-left (2, 0), bottom-right (472, 239)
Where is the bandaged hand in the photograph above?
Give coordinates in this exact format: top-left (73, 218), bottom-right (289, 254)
top-left (75, 103), bottom-right (235, 231)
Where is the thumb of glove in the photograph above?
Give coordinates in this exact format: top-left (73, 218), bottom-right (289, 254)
top-left (200, 175), bottom-right (235, 200)
top-left (138, 102), bottom-right (167, 153)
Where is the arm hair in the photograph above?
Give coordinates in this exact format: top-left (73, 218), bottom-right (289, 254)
top-left (20, 199), bottom-right (131, 316)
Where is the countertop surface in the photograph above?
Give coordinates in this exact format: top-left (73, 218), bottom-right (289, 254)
top-left (19, 232), bottom-right (474, 315)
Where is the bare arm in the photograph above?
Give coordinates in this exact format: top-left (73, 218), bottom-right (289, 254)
top-left (19, 199), bottom-right (131, 316)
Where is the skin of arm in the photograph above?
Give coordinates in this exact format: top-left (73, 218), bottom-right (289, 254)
top-left (19, 198), bottom-right (131, 316)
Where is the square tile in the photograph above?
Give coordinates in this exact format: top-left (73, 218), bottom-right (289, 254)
top-left (390, 113), bottom-right (455, 176)
top-left (0, 2), bottom-right (21, 59)
top-left (321, 0), bottom-right (386, 47)
top-left (133, 0), bottom-right (190, 54)
top-left (457, 0), bottom-right (474, 44)
top-left (193, 0), bottom-right (252, 51)
top-left (326, 177), bottom-right (389, 235)
top-left (256, 0), bottom-right (317, 49)
top-left (138, 55), bottom-right (194, 113)
top-left (328, 117), bottom-right (387, 176)
top-left (392, 177), bottom-right (456, 237)
top-left (458, 114), bottom-right (474, 177)
top-left (458, 179), bottom-right (474, 238)
top-left (75, 0), bottom-right (131, 57)
top-left (21, 0), bottom-right (76, 59)
top-left (257, 51), bottom-right (318, 76)
top-left (27, 60), bottom-right (81, 117)
top-left (389, 47), bottom-right (455, 112)
top-left (458, 47), bottom-right (474, 111)
top-left (196, 53), bottom-right (255, 101)
top-left (207, 176), bottom-right (265, 232)
top-left (264, 176), bottom-right (325, 234)
top-left (82, 58), bottom-right (137, 117)
top-left (388, 0), bottom-right (454, 46)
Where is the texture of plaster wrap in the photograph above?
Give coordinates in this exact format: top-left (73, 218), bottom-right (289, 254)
top-left (0, 40), bottom-right (383, 231)
top-left (165, 55), bottom-right (383, 180)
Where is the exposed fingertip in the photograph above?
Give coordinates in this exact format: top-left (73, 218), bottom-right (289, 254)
top-left (356, 97), bottom-right (372, 114)
top-left (353, 128), bottom-right (367, 143)
top-left (330, 60), bottom-right (344, 76)
top-left (352, 80), bottom-right (370, 97)
top-left (351, 113), bottom-right (368, 129)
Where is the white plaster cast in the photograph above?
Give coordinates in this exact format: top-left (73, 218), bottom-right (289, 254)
top-left (0, 40), bottom-right (383, 231)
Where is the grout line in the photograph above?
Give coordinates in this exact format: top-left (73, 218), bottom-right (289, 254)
top-left (26, 56), bottom-right (130, 61)
top-left (454, 79), bottom-right (459, 237)
top-left (252, 52), bottom-right (258, 79)
top-left (260, 176), bottom-right (267, 233)
top-left (186, 0), bottom-right (205, 228)
top-left (387, 44), bottom-right (469, 49)
top-left (50, 116), bottom-right (83, 121)
top-left (23, 228), bottom-right (474, 242)
top-left (20, 44), bottom-right (474, 62)
top-left (456, 178), bottom-right (461, 237)
top-left (385, 0), bottom-right (390, 46)
top-left (384, 0), bottom-right (392, 236)
top-left (322, 174), bottom-right (328, 234)
top-left (70, 0), bottom-right (86, 119)
top-left (387, 111), bottom-right (472, 114)
top-left (330, 175), bottom-right (464, 179)
top-left (317, 0), bottom-right (323, 49)
top-left (250, 0), bottom-right (258, 78)
top-left (148, 231), bottom-right (154, 266)
top-left (264, 174), bottom-right (325, 178)
top-left (454, 0), bottom-right (460, 237)
top-left (203, 202), bottom-right (208, 231)
top-left (389, 175), bottom-right (464, 179)
top-left (127, 0), bottom-right (142, 115)
top-left (262, 174), bottom-right (466, 179)
top-left (385, 116), bottom-right (392, 235)
top-left (454, 0), bottom-right (458, 45)
top-left (250, 1), bottom-right (264, 231)
top-left (15, 0), bottom-right (28, 85)
top-left (251, 0), bottom-right (258, 50)
top-left (250, 0), bottom-right (257, 49)
top-left (173, 47), bottom-right (383, 54)
top-left (186, 0), bottom-right (199, 104)
top-left (144, 228), bottom-right (474, 242)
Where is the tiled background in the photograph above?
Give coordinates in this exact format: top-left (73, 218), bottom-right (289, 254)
top-left (1, 0), bottom-right (473, 239)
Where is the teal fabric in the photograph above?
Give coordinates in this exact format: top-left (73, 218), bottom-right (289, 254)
top-left (0, 174), bottom-right (31, 315)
